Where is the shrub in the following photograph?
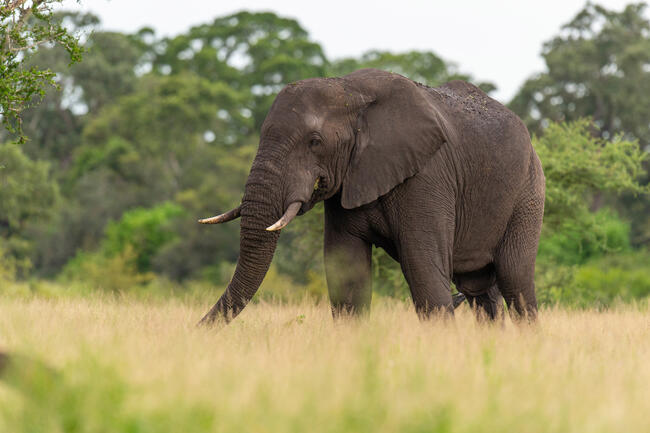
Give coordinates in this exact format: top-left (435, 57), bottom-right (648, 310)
top-left (59, 247), bottom-right (153, 293)
top-left (537, 209), bottom-right (631, 265)
top-left (103, 202), bottom-right (184, 272)
top-left (0, 244), bottom-right (17, 283)
top-left (536, 250), bottom-right (650, 308)
top-left (533, 119), bottom-right (647, 232)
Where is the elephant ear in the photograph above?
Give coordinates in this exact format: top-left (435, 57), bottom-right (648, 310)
top-left (341, 70), bottom-right (448, 209)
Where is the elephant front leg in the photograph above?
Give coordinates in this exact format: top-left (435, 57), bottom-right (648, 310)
top-left (324, 226), bottom-right (372, 319)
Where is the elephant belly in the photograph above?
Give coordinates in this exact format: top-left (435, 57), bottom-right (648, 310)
top-left (451, 182), bottom-right (520, 273)
top-left (453, 264), bottom-right (496, 296)
top-left (452, 207), bottom-right (508, 274)
top-left (452, 249), bottom-right (494, 275)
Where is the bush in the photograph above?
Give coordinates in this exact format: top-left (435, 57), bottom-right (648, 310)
top-left (59, 247), bottom-right (153, 293)
top-left (532, 119), bottom-right (649, 307)
top-left (533, 119), bottom-right (647, 232)
top-left (536, 250), bottom-right (650, 308)
top-left (103, 202), bottom-right (184, 272)
top-left (0, 244), bottom-right (17, 283)
top-left (537, 209), bottom-right (631, 265)
top-left (56, 202), bottom-right (184, 292)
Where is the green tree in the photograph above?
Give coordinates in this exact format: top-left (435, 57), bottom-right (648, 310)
top-left (509, 2), bottom-right (650, 145)
top-left (0, 0), bottom-right (83, 143)
top-left (0, 143), bottom-right (57, 232)
top-left (535, 119), bottom-right (647, 233)
top-left (509, 2), bottom-right (650, 246)
top-left (101, 202), bottom-right (184, 272)
top-left (533, 120), bottom-right (648, 306)
top-left (0, 142), bottom-right (58, 274)
top-left (8, 15), bottom-right (151, 164)
top-left (152, 11), bottom-right (328, 128)
top-left (30, 73), bottom-right (256, 279)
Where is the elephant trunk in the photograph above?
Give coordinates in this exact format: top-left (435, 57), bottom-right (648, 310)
top-left (199, 149), bottom-right (285, 326)
top-left (198, 223), bottom-right (279, 325)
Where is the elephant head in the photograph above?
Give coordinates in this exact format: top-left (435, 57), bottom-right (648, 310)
top-left (198, 69), bottom-right (449, 325)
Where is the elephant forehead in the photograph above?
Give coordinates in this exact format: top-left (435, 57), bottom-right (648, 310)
top-left (303, 112), bottom-right (324, 130)
top-left (281, 79), bottom-right (346, 107)
top-left (286, 77), bottom-right (343, 93)
top-left (273, 101), bottom-right (334, 131)
top-left (268, 81), bottom-right (349, 130)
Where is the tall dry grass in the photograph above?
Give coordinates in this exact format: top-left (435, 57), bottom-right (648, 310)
top-left (1, 295), bottom-right (649, 432)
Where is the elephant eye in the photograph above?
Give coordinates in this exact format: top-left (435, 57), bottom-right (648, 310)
top-left (310, 138), bottom-right (322, 147)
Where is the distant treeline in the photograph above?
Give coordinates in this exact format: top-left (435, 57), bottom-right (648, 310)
top-left (1, 4), bottom-right (649, 307)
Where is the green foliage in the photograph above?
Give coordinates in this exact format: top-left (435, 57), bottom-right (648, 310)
top-left (533, 119), bottom-right (647, 231)
top-left (0, 1), bottom-right (83, 143)
top-left (510, 2), bottom-right (650, 145)
top-left (372, 248), bottom-right (410, 300)
top-left (274, 202), bottom-right (324, 284)
top-left (538, 209), bottom-right (631, 265)
top-left (10, 18), bottom-right (139, 163)
top-left (0, 142), bottom-right (57, 275)
top-left (509, 2), bottom-right (650, 245)
top-left (152, 11), bottom-right (327, 85)
top-left (536, 250), bottom-right (650, 308)
top-left (68, 31), bottom-right (142, 113)
top-left (253, 265), bottom-right (327, 303)
top-left (103, 202), bottom-right (184, 272)
top-left (59, 202), bottom-right (183, 291)
top-left (5, 9), bottom-right (499, 289)
top-left (0, 354), bottom-right (215, 433)
top-left (0, 142), bottom-right (58, 231)
top-left (80, 73), bottom-right (252, 155)
top-left (534, 119), bottom-right (649, 307)
top-left (60, 246), bottom-right (153, 292)
top-left (152, 11), bottom-right (328, 128)
top-left (0, 243), bottom-right (17, 282)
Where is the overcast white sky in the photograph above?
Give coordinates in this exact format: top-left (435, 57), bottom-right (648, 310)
top-left (61, 0), bottom-right (641, 102)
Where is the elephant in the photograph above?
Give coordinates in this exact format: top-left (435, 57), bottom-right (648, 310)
top-left (198, 68), bottom-right (545, 325)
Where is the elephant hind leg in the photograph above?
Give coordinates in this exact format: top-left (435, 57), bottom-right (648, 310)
top-left (494, 194), bottom-right (544, 322)
top-left (465, 284), bottom-right (505, 322)
top-left (454, 265), bottom-right (504, 322)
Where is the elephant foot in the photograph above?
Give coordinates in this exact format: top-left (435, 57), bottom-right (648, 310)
top-left (452, 292), bottom-right (466, 309)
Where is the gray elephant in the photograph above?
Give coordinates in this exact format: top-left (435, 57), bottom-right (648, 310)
top-left (198, 68), bottom-right (545, 325)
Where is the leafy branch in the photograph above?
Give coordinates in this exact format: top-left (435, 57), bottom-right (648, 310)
top-left (0, 0), bottom-right (83, 143)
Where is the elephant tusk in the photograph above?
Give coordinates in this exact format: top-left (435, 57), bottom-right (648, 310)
top-left (198, 205), bottom-right (241, 224)
top-left (266, 202), bottom-right (302, 231)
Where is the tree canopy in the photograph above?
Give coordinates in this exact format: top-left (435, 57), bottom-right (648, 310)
top-left (509, 2), bottom-right (650, 246)
top-left (510, 2), bottom-right (650, 147)
top-left (0, 1), bottom-right (84, 143)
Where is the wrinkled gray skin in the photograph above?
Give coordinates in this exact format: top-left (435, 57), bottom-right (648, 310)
top-left (199, 68), bottom-right (545, 325)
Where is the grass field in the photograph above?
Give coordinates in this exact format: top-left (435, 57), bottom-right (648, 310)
top-left (1, 295), bottom-right (649, 433)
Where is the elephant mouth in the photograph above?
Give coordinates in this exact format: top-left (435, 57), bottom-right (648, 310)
top-left (301, 176), bottom-right (329, 213)
top-left (312, 176), bottom-right (329, 200)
